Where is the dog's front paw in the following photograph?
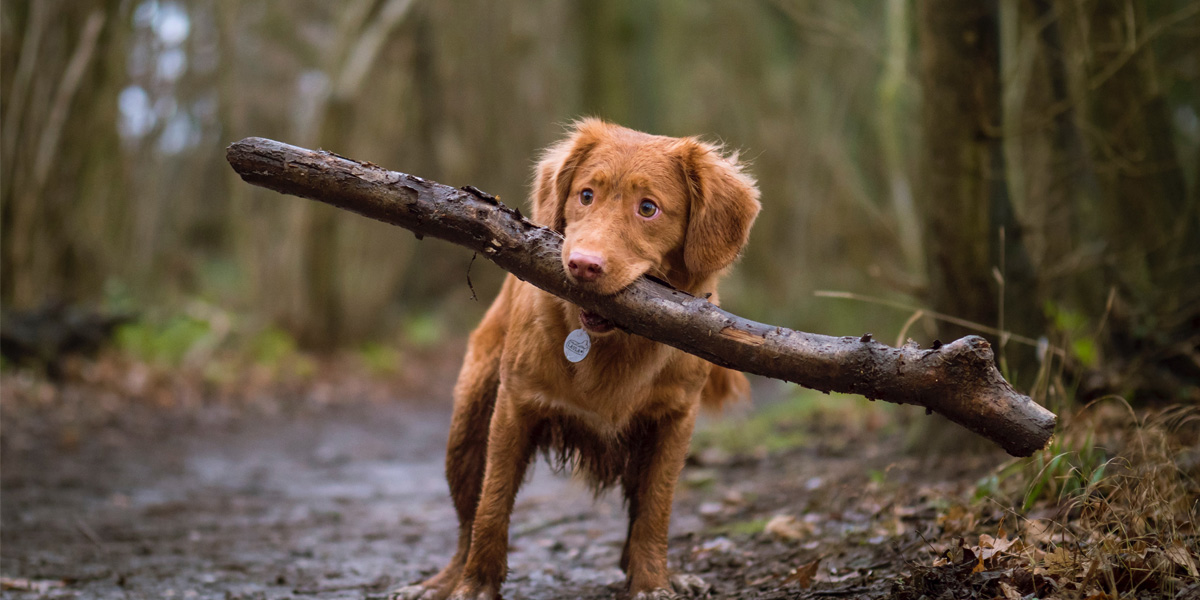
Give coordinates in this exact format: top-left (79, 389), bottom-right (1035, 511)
top-left (631, 589), bottom-right (676, 600)
top-left (630, 573), bottom-right (711, 599)
top-left (630, 574), bottom-right (710, 599)
top-left (447, 582), bottom-right (500, 600)
top-left (669, 574), bottom-right (711, 597)
top-left (389, 584), bottom-right (442, 600)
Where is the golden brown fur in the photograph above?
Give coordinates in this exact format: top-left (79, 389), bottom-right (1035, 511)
top-left (395, 119), bottom-right (760, 600)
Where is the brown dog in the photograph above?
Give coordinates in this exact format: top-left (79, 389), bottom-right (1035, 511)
top-left (395, 119), bottom-right (761, 600)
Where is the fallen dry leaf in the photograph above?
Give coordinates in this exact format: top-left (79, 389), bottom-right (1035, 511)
top-left (781, 558), bottom-right (821, 589)
top-left (971, 533), bottom-right (1021, 565)
top-left (1044, 545), bottom-right (1077, 575)
top-left (970, 554), bottom-right (986, 574)
top-left (937, 505), bottom-right (975, 533)
top-left (998, 580), bottom-right (1021, 600)
top-left (765, 514), bottom-right (812, 540)
top-left (1022, 518), bottom-right (1057, 546)
top-left (825, 570), bottom-right (862, 583)
top-left (979, 533), bottom-right (1018, 553)
top-left (1, 578), bottom-right (66, 593)
top-left (1165, 542), bottom-right (1199, 577)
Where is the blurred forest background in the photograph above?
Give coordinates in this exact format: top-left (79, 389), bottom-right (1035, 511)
top-left (2, 0), bottom-right (1198, 403)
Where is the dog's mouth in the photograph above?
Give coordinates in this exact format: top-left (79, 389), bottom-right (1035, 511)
top-left (579, 310), bottom-right (616, 334)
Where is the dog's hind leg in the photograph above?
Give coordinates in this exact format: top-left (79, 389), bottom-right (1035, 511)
top-left (392, 284), bottom-right (511, 600)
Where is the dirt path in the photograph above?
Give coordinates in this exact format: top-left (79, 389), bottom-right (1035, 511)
top-left (2, 377), bottom-right (1001, 599)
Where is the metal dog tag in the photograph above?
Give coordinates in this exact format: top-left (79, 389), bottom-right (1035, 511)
top-left (563, 328), bottom-right (591, 363)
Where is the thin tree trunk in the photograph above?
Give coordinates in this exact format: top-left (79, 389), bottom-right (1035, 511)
top-left (878, 0), bottom-right (923, 278)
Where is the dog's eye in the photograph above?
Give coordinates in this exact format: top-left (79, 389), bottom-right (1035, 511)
top-left (580, 189), bottom-right (594, 206)
top-left (637, 199), bottom-right (659, 218)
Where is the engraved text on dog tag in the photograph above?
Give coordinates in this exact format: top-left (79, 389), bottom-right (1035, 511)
top-left (563, 328), bottom-right (591, 363)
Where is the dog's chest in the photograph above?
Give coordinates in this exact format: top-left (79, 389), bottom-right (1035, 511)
top-left (529, 341), bottom-right (683, 434)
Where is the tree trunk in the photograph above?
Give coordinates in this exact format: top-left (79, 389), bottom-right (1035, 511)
top-left (916, 0), bottom-right (1044, 382)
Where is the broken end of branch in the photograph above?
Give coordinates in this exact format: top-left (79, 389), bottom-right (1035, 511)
top-left (939, 335), bottom-right (1057, 457)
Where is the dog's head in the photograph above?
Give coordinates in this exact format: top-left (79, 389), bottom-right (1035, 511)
top-left (531, 118), bottom-right (760, 334)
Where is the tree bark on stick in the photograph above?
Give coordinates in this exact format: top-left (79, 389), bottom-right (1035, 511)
top-left (226, 137), bottom-right (1056, 457)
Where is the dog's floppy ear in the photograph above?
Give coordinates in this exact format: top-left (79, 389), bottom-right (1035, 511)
top-left (531, 119), bottom-right (605, 233)
top-left (677, 139), bottom-right (761, 275)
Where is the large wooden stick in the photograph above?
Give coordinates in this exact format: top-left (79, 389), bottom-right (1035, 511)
top-left (226, 137), bottom-right (1056, 456)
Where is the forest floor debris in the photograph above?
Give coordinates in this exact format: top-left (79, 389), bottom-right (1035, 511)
top-left (2, 352), bottom-right (1196, 599)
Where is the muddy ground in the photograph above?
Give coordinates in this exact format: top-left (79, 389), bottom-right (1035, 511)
top-left (2, 365), bottom-right (1009, 600)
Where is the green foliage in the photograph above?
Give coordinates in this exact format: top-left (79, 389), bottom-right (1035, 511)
top-left (693, 388), bottom-right (894, 454)
top-left (248, 326), bottom-right (298, 367)
top-left (693, 395), bottom-right (811, 454)
top-left (975, 425), bottom-right (1109, 512)
top-left (868, 469), bottom-right (887, 485)
top-left (112, 303), bottom-right (313, 375)
top-left (359, 342), bottom-right (403, 376)
top-left (1045, 302), bottom-right (1100, 368)
top-left (116, 315), bottom-right (212, 367)
top-left (232, 324), bottom-right (316, 379)
top-left (401, 313), bottom-right (444, 348)
top-left (1070, 338), bottom-right (1097, 368)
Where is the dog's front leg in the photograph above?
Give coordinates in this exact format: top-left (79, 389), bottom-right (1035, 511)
top-left (450, 387), bottom-right (535, 600)
top-left (624, 407), bottom-right (697, 599)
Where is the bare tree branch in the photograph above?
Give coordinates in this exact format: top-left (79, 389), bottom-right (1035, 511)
top-left (33, 10), bottom-right (106, 195)
top-left (2, 0), bottom-right (49, 172)
top-left (226, 137), bottom-right (1057, 457)
top-left (334, 0), bottom-right (415, 101)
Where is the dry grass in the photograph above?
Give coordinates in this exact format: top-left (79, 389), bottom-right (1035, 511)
top-left (1035, 403), bottom-right (1200, 598)
top-left (908, 401), bottom-right (1200, 599)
